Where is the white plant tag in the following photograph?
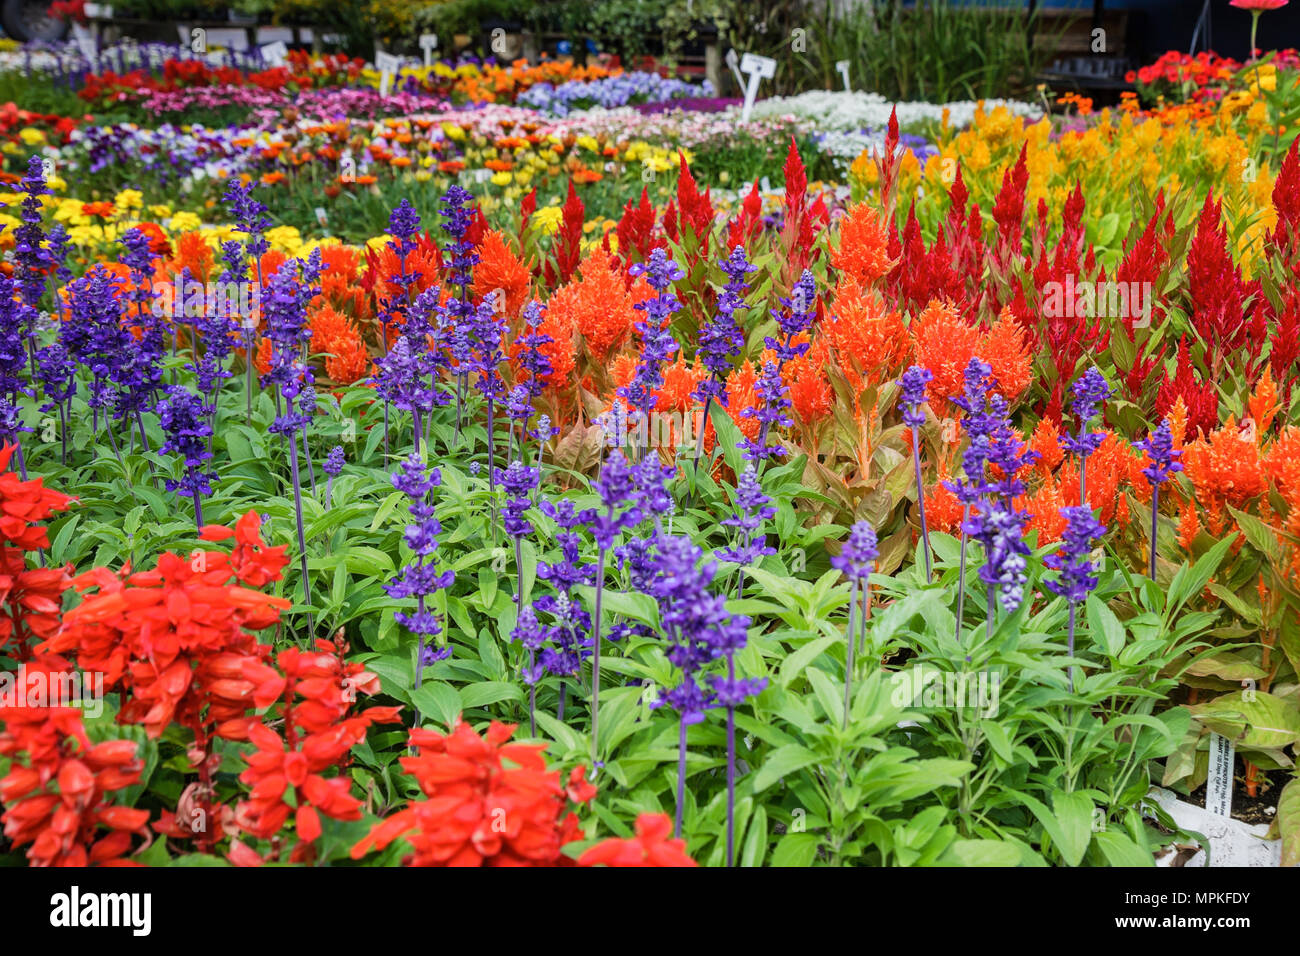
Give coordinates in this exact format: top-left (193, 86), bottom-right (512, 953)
top-left (71, 23), bottom-right (97, 62)
top-left (1206, 732), bottom-right (1234, 818)
top-left (260, 41), bottom-right (287, 67)
top-left (724, 47), bottom-right (744, 90)
top-left (835, 58), bottom-right (851, 91)
top-left (376, 51), bottom-right (401, 97)
top-left (738, 52), bottom-right (775, 123)
top-left (314, 207), bottom-right (328, 228)
top-left (419, 33), bottom-right (439, 68)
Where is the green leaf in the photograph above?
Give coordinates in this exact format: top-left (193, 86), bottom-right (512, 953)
top-left (1086, 594), bottom-right (1126, 657)
top-left (770, 832), bottom-right (820, 867)
top-left (1094, 830), bottom-right (1155, 867)
top-left (751, 744), bottom-right (821, 793)
top-left (936, 839), bottom-right (1021, 867)
top-left (459, 681), bottom-right (523, 710)
top-left (1276, 777), bottom-right (1300, 868)
top-left (1050, 790), bottom-right (1095, 867)
top-left (410, 682), bottom-right (461, 729)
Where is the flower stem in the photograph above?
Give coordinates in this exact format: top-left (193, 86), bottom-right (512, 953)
top-left (589, 548), bottom-right (606, 774)
top-left (911, 424), bottom-right (932, 583)
top-left (288, 430), bottom-right (313, 635)
top-left (1149, 484), bottom-right (1159, 580)
top-left (675, 717), bottom-right (687, 838)
top-left (726, 650), bottom-right (736, 868)
top-left (843, 579), bottom-right (857, 730)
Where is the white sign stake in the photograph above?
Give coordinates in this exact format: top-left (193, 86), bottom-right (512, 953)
top-left (738, 52), bottom-right (775, 124)
top-left (835, 58), bottom-right (851, 91)
top-left (1206, 732), bottom-right (1234, 818)
top-left (724, 48), bottom-right (745, 91)
top-left (260, 41), bottom-right (287, 68)
top-left (376, 51), bottom-right (401, 97)
top-left (71, 23), bottom-right (98, 62)
top-left (419, 34), bottom-right (439, 69)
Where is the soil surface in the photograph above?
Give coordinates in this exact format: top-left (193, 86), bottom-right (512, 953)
top-left (1185, 756), bottom-right (1287, 826)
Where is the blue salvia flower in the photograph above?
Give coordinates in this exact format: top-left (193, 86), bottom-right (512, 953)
top-left (1044, 505), bottom-right (1107, 692)
top-left (497, 459), bottom-right (540, 541)
top-left (717, 465), bottom-right (777, 567)
top-left (1133, 418), bottom-right (1184, 578)
top-left (388, 454), bottom-right (457, 711)
top-left (647, 531), bottom-right (758, 848)
top-left (694, 245), bottom-right (754, 407)
top-left (619, 248), bottom-right (683, 446)
top-left (898, 364), bottom-right (934, 581)
top-left (765, 269), bottom-right (817, 364)
top-left (740, 360), bottom-right (794, 463)
top-left (156, 384), bottom-right (215, 529)
top-left (1061, 367), bottom-right (1112, 503)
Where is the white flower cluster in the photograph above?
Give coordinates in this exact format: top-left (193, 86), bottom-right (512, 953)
top-left (751, 90), bottom-right (1041, 131)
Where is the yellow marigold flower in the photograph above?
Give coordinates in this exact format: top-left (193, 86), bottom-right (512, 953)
top-left (169, 211), bottom-right (202, 233)
top-left (114, 189), bottom-right (143, 212)
top-left (18, 128), bottom-right (45, 145)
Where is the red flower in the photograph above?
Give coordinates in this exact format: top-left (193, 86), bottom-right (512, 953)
top-left (0, 665), bottom-right (149, 867)
top-left (577, 813), bottom-right (698, 867)
top-left (352, 719), bottom-right (591, 867)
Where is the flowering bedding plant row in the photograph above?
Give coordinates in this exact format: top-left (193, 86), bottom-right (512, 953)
top-left (1, 37), bottom-right (1300, 867)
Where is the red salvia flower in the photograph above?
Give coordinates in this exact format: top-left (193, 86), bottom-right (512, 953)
top-left (352, 719), bottom-right (591, 867)
top-left (577, 812), bottom-right (698, 867)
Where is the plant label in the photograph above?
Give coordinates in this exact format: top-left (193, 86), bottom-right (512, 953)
top-left (71, 23), bottom-right (97, 62)
top-left (1206, 732), bottom-right (1234, 817)
top-left (836, 59), bottom-right (851, 91)
top-left (738, 52), bottom-right (776, 123)
top-left (724, 48), bottom-right (745, 90)
top-left (420, 34), bottom-right (439, 68)
top-left (83, 3), bottom-right (112, 16)
top-left (376, 51), bottom-right (401, 97)
top-left (260, 41), bottom-right (288, 68)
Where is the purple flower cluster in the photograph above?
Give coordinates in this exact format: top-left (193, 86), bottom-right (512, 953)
top-left (618, 248), bottom-right (684, 434)
top-left (1044, 506), bottom-right (1107, 604)
top-left (262, 251), bottom-right (323, 437)
top-left (898, 365), bottom-right (933, 429)
top-left (717, 465), bottom-right (777, 566)
top-left (388, 454), bottom-right (457, 686)
top-left (1061, 367), bottom-right (1112, 459)
top-left (649, 533), bottom-right (757, 725)
top-left (740, 360), bottom-right (794, 463)
top-left (156, 385), bottom-right (216, 526)
top-left (694, 246), bottom-right (754, 407)
top-left (1133, 419), bottom-right (1183, 487)
top-left (832, 521), bottom-right (879, 582)
top-left (497, 459), bottom-right (541, 540)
